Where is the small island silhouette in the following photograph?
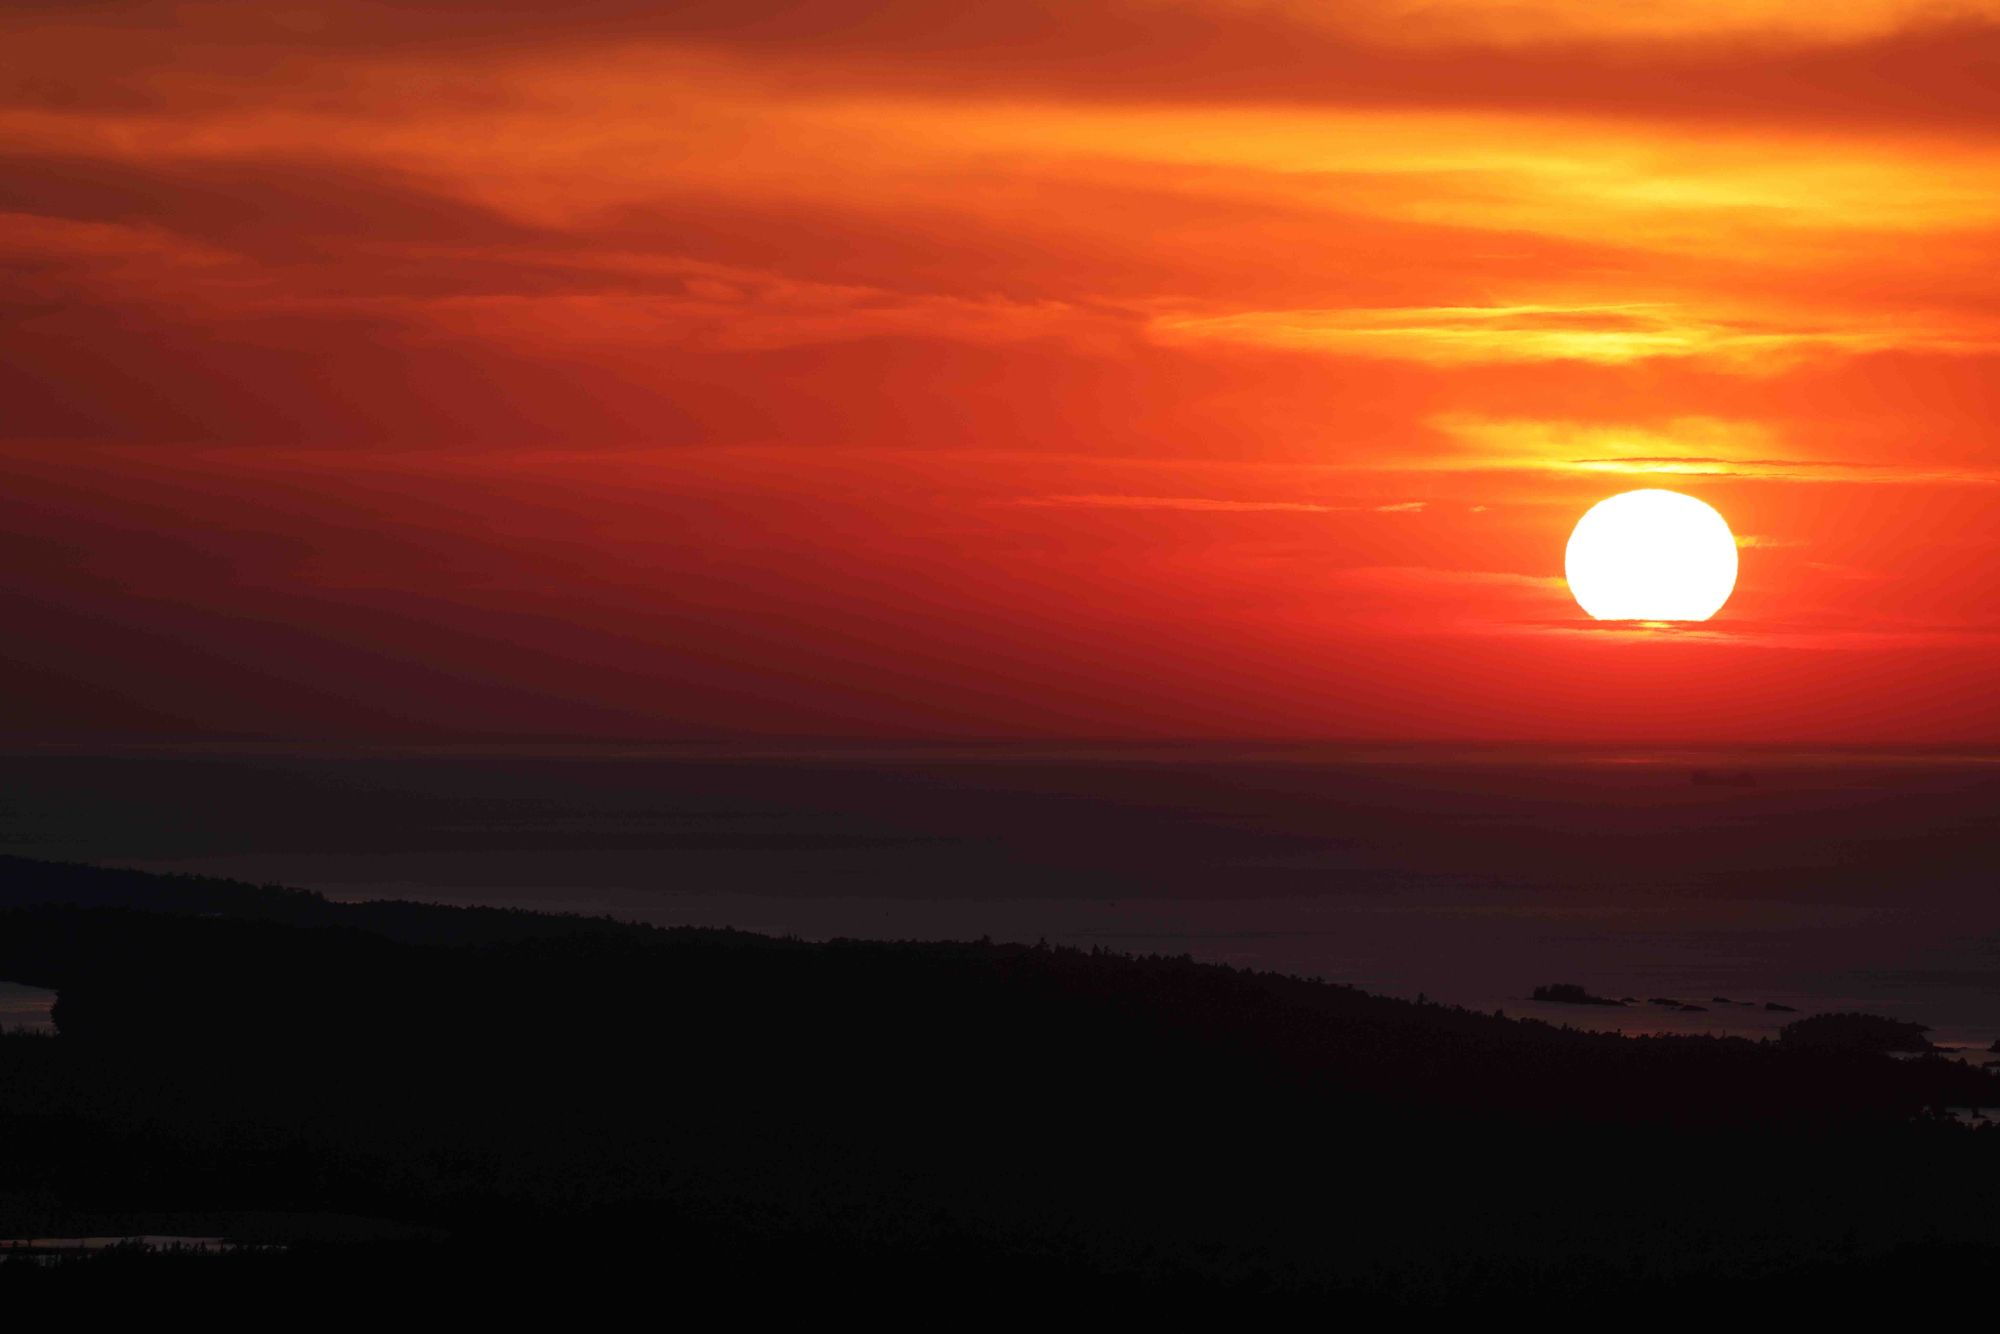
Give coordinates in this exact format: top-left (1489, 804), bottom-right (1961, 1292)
top-left (1531, 983), bottom-right (1626, 1006)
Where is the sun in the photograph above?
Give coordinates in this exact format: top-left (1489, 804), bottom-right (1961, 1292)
top-left (1564, 489), bottom-right (1738, 622)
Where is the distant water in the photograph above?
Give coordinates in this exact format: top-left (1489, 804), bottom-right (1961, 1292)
top-left (0, 981), bottom-right (54, 1032)
top-left (2, 743), bottom-right (1997, 1051)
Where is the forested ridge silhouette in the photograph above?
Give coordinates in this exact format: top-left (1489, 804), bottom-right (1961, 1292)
top-left (1, 855), bottom-right (1996, 1307)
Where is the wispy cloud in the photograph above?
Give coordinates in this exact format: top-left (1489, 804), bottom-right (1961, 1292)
top-left (1563, 456), bottom-right (2000, 484)
top-left (1169, 0), bottom-right (2000, 48)
top-left (1527, 618), bottom-right (2000, 650)
top-left (1009, 495), bottom-right (1430, 513)
top-left (1327, 565), bottom-right (1566, 591)
top-left (372, 272), bottom-right (1118, 356)
top-left (1427, 416), bottom-right (2000, 484)
top-left (1149, 303), bottom-right (1977, 369)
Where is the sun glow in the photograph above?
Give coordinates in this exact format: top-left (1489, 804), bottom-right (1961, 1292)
top-left (1564, 489), bottom-right (1738, 622)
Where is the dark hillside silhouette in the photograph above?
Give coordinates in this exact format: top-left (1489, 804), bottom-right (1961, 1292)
top-left (2, 857), bottom-right (1997, 1305)
top-left (0, 854), bottom-right (693, 947)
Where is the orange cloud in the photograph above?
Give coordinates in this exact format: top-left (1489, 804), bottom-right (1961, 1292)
top-left (1166, 0), bottom-right (2000, 47)
top-left (1010, 496), bottom-right (1431, 513)
top-left (1012, 496), bottom-right (1347, 513)
top-left (1147, 304), bottom-right (1951, 368)
top-left (1428, 416), bottom-right (2000, 483)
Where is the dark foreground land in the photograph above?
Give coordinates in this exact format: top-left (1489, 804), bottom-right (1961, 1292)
top-left (1, 856), bottom-right (1997, 1310)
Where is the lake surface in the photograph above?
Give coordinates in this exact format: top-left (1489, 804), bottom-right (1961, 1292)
top-left (2, 743), bottom-right (1996, 1050)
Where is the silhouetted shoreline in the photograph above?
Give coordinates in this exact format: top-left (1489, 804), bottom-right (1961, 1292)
top-left (2, 856), bottom-right (1997, 1305)
top-left (4, 746), bottom-right (1997, 1051)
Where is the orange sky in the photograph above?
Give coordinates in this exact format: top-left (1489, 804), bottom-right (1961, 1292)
top-left (5, 2), bottom-right (1999, 742)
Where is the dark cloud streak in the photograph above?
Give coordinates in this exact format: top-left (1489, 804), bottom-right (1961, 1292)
top-left (11, 2), bottom-right (2000, 135)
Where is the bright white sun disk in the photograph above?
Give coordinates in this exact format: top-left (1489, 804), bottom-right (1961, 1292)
top-left (1564, 489), bottom-right (1738, 621)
